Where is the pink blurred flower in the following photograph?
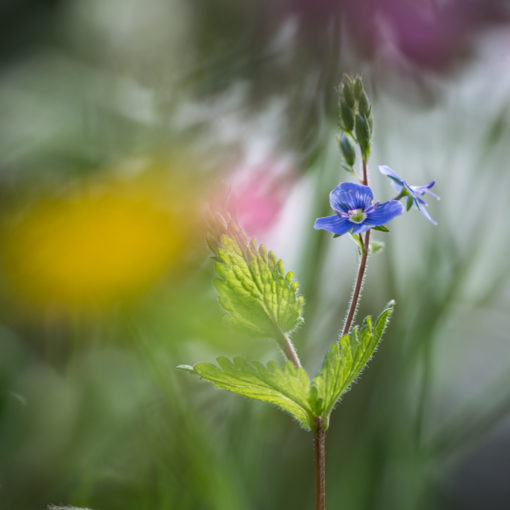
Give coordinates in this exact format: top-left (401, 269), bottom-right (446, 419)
top-left (219, 160), bottom-right (296, 238)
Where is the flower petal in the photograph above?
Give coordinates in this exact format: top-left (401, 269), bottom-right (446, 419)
top-left (379, 165), bottom-right (405, 191)
top-left (329, 182), bottom-right (373, 212)
top-left (314, 214), bottom-right (353, 235)
top-left (414, 200), bottom-right (438, 225)
top-left (378, 165), bottom-right (402, 182)
top-left (364, 200), bottom-right (404, 226)
top-left (411, 181), bottom-right (440, 200)
top-left (351, 222), bottom-right (372, 234)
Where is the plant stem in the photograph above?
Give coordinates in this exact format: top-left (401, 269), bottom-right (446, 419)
top-left (362, 157), bottom-right (368, 185)
top-left (283, 334), bottom-right (302, 369)
top-left (342, 156), bottom-right (370, 336)
top-left (314, 418), bottom-right (326, 510)
top-left (274, 327), bottom-right (302, 368)
top-left (342, 230), bottom-right (370, 336)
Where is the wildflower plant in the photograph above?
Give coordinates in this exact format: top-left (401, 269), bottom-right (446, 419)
top-left (178, 76), bottom-right (438, 509)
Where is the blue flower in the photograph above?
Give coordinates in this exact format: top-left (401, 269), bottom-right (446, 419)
top-left (379, 165), bottom-right (439, 225)
top-left (314, 182), bottom-right (404, 236)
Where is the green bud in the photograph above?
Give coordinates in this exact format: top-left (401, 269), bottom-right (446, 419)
top-left (367, 113), bottom-right (373, 132)
top-left (344, 74), bottom-right (354, 86)
top-left (342, 82), bottom-right (355, 109)
top-left (339, 133), bottom-right (356, 166)
top-left (340, 102), bottom-right (354, 132)
top-left (372, 225), bottom-right (390, 233)
top-left (355, 113), bottom-right (371, 157)
top-left (353, 78), bottom-right (363, 101)
top-left (358, 90), bottom-right (370, 117)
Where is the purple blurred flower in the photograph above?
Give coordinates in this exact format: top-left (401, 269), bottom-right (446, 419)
top-left (314, 182), bottom-right (403, 236)
top-left (342, 0), bottom-right (509, 71)
top-left (379, 165), bottom-right (439, 225)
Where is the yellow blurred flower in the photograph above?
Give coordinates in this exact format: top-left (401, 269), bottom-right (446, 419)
top-left (0, 165), bottom-right (198, 311)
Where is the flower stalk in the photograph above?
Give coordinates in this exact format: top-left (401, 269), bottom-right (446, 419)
top-left (342, 229), bottom-right (371, 336)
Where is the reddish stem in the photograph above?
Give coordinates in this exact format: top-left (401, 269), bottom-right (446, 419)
top-left (342, 230), bottom-right (371, 336)
top-left (314, 418), bottom-right (326, 510)
top-left (274, 327), bottom-right (301, 368)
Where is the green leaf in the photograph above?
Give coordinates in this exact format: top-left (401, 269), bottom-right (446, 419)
top-left (369, 241), bottom-right (384, 254)
top-left (340, 164), bottom-right (355, 175)
top-left (180, 357), bottom-right (314, 430)
top-left (311, 301), bottom-right (395, 427)
top-left (214, 223), bottom-right (304, 337)
top-left (350, 233), bottom-right (364, 255)
top-left (372, 225), bottom-right (390, 233)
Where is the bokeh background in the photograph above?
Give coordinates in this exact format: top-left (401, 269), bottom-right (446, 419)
top-left (1, 1), bottom-right (510, 509)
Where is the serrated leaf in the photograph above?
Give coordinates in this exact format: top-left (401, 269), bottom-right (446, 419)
top-left (183, 357), bottom-right (314, 430)
top-left (214, 224), bottom-right (303, 337)
top-left (312, 301), bottom-right (394, 427)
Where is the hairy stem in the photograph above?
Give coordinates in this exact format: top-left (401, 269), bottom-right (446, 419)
top-left (342, 155), bottom-right (371, 336)
top-left (362, 157), bottom-right (368, 186)
top-left (283, 334), bottom-right (302, 369)
top-left (274, 328), bottom-right (302, 368)
top-left (314, 418), bottom-right (326, 510)
top-left (342, 230), bottom-right (371, 336)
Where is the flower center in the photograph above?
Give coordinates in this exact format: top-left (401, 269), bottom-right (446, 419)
top-left (348, 208), bottom-right (367, 224)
